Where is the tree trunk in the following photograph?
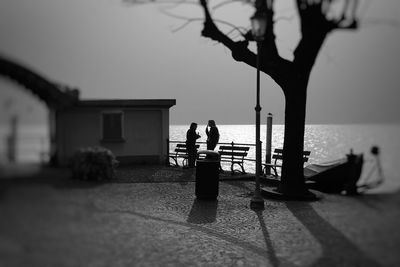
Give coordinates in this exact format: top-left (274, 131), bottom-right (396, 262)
top-left (279, 78), bottom-right (310, 196)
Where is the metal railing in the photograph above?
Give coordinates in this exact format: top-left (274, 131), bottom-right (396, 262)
top-left (166, 139), bottom-right (258, 172)
top-left (1, 135), bottom-right (49, 164)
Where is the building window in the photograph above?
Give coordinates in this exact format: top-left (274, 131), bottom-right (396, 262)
top-left (101, 111), bottom-right (124, 142)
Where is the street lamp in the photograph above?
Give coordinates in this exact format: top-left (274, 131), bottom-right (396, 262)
top-left (250, 10), bottom-right (267, 210)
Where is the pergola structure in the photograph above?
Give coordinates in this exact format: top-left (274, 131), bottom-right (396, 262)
top-left (0, 54), bottom-right (79, 165)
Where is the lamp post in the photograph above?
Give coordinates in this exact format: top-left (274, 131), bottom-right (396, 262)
top-left (250, 10), bottom-right (267, 210)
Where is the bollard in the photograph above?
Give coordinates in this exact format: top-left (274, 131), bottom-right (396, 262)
top-left (7, 115), bottom-right (18, 163)
top-left (265, 113), bottom-right (273, 175)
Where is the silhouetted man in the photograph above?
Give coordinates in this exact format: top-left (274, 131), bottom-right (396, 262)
top-left (206, 120), bottom-right (219, 150)
top-left (186, 122), bottom-right (201, 168)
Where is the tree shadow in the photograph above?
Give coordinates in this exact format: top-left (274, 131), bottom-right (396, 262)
top-left (350, 190), bottom-right (400, 212)
top-left (223, 180), bottom-right (253, 191)
top-left (186, 198), bottom-right (218, 224)
top-left (286, 201), bottom-right (381, 267)
top-left (113, 208), bottom-right (279, 259)
top-left (222, 181), bottom-right (255, 199)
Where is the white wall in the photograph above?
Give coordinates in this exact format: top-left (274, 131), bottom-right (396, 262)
top-left (57, 107), bottom-right (168, 165)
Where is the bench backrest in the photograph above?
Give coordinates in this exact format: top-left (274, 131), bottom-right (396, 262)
top-left (218, 146), bottom-right (250, 159)
top-left (219, 146), bottom-right (250, 151)
top-left (174, 143), bottom-right (199, 153)
top-left (272, 148), bottom-right (311, 163)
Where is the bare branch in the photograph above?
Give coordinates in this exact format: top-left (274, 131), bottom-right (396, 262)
top-left (171, 20), bottom-right (199, 32)
top-left (198, 0), bottom-right (260, 69)
top-left (123, 0), bottom-right (302, 88)
top-left (212, 0), bottom-right (251, 11)
top-left (123, 0), bottom-right (197, 5)
top-left (296, 0), bottom-right (360, 32)
top-left (292, 0), bottom-right (362, 76)
top-left (329, 0), bottom-right (359, 29)
top-left (160, 6), bottom-right (247, 36)
top-left (157, 0), bottom-right (199, 11)
top-left (158, 7), bottom-right (199, 21)
top-left (213, 19), bottom-right (248, 36)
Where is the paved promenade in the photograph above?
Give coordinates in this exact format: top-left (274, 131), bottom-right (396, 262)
top-left (1, 165), bottom-right (400, 266)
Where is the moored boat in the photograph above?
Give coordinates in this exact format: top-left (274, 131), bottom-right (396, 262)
top-left (305, 151), bottom-right (364, 195)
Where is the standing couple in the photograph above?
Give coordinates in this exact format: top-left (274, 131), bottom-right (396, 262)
top-left (186, 120), bottom-right (219, 168)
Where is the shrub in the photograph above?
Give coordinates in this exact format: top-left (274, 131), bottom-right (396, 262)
top-left (70, 146), bottom-right (118, 181)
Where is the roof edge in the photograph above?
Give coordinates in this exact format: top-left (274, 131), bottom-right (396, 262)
top-left (76, 99), bottom-right (176, 108)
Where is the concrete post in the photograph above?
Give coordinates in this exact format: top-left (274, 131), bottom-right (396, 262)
top-left (48, 108), bottom-right (57, 166)
top-left (265, 113), bottom-right (273, 175)
top-left (166, 139), bottom-right (170, 166)
top-left (7, 115), bottom-right (18, 163)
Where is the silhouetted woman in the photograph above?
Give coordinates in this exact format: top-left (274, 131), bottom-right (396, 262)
top-left (186, 122), bottom-right (201, 168)
top-left (206, 120), bottom-right (219, 150)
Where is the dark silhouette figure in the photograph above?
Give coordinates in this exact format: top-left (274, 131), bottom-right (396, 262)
top-left (205, 120), bottom-right (219, 150)
top-left (186, 122), bottom-right (201, 168)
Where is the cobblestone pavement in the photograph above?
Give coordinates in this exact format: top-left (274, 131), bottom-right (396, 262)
top-left (0, 166), bottom-right (400, 267)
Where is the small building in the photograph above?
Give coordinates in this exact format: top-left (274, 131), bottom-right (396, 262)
top-left (56, 99), bottom-right (176, 166)
top-left (1, 55), bottom-right (175, 166)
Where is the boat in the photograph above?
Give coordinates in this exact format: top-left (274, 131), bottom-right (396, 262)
top-left (304, 151), bottom-right (364, 194)
top-left (261, 153), bottom-right (363, 195)
top-left (306, 146), bottom-right (386, 194)
top-left (261, 147), bottom-right (384, 197)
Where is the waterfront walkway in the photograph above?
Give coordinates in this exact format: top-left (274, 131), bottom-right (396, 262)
top-left (1, 165), bottom-right (399, 266)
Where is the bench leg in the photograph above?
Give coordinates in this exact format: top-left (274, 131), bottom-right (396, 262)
top-left (230, 162), bottom-right (246, 174)
top-left (169, 156), bottom-right (178, 166)
top-left (263, 165), bottom-right (279, 177)
top-left (267, 166), bottom-right (278, 177)
top-left (240, 163), bottom-right (245, 174)
top-left (182, 158), bottom-right (188, 167)
top-left (272, 166), bottom-right (278, 177)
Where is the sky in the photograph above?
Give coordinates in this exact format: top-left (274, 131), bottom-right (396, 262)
top-left (0, 0), bottom-right (399, 125)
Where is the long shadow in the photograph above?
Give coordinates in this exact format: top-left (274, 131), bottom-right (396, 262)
top-left (106, 208), bottom-right (275, 259)
top-left (223, 180), bottom-right (254, 196)
top-left (187, 203), bottom-right (281, 266)
top-left (286, 201), bottom-right (381, 267)
top-left (351, 190), bottom-right (400, 212)
top-left (0, 167), bottom-right (107, 192)
top-left (254, 210), bottom-right (280, 267)
top-left (223, 180), bottom-right (252, 190)
top-left (186, 198), bottom-right (218, 224)
top-left (114, 166), bottom-right (195, 184)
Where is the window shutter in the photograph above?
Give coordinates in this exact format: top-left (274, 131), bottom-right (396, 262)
top-left (102, 112), bottom-right (123, 141)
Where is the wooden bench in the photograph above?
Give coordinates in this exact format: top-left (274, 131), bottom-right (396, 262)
top-left (169, 143), bottom-right (200, 167)
top-left (262, 148), bottom-right (311, 177)
top-left (218, 144), bottom-right (250, 174)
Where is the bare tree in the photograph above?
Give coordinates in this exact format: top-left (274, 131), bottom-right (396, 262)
top-left (125, 0), bottom-right (362, 198)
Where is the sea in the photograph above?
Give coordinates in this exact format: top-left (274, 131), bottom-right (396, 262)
top-left (1, 124), bottom-right (399, 192)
